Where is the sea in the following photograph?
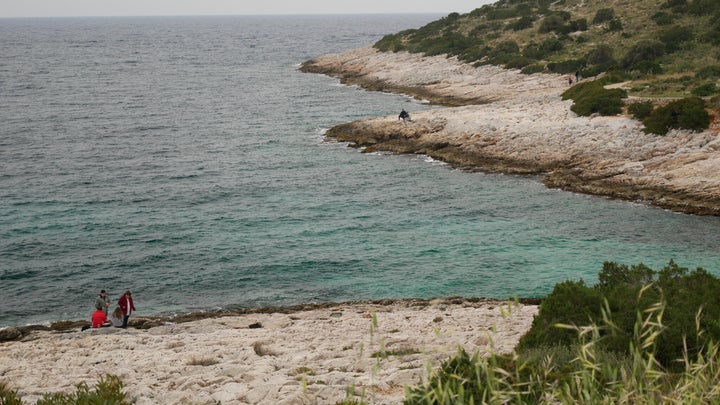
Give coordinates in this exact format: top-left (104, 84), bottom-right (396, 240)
top-left (2, 14), bottom-right (720, 328)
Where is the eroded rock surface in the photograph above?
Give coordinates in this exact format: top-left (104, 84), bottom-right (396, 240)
top-left (301, 47), bottom-right (720, 215)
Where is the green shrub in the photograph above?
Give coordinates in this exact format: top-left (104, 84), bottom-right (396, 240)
top-left (522, 42), bottom-right (546, 59)
top-left (663, 0), bottom-right (687, 9)
top-left (458, 45), bottom-right (490, 64)
top-left (585, 44), bottom-right (615, 65)
top-left (415, 32), bottom-right (479, 57)
top-left (540, 36), bottom-right (564, 53)
top-left (568, 18), bottom-right (588, 32)
top-left (0, 375), bottom-right (130, 405)
top-left (487, 7), bottom-right (520, 20)
top-left (539, 14), bottom-right (566, 33)
top-left (37, 375), bottom-right (129, 405)
top-left (490, 39), bottom-right (520, 57)
top-left (519, 260), bottom-right (720, 368)
top-left (504, 55), bottom-right (534, 69)
top-left (628, 60), bottom-right (663, 75)
top-left (607, 18), bottom-right (624, 32)
top-left (0, 382), bottom-right (23, 405)
top-left (621, 40), bottom-right (666, 69)
top-left (643, 108), bottom-right (674, 134)
top-left (374, 33), bottom-right (405, 52)
top-left (659, 25), bottom-right (695, 53)
top-left (521, 63), bottom-right (546, 74)
top-left (547, 58), bottom-right (585, 74)
top-left (512, 15), bottom-right (535, 31)
top-left (562, 80), bottom-right (626, 116)
top-left (628, 101), bottom-right (654, 119)
top-left (688, 0), bottom-right (720, 15)
top-left (692, 82), bottom-right (719, 96)
top-left (703, 15), bottom-right (720, 44)
top-left (710, 95), bottom-right (720, 110)
top-left (593, 8), bottom-right (615, 24)
top-left (518, 280), bottom-right (603, 349)
top-left (643, 97), bottom-right (710, 134)
top-left (651, 11), bottom-right (675, 25)
top-left (696, 65), bottom-right (720, 79)
top-left (406, 294), bottom-right (720, 404)
top-left (468, 4), bottom-right (493, 18)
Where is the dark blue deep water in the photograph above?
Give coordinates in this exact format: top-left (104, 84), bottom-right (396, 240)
top-left (2, 15), bottom-right (720, 327)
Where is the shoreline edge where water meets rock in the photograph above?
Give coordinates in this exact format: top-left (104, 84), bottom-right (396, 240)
top-left (300, 46), bottom-right (720, 216)
top-left (0, 297), bottom-right (538, 404)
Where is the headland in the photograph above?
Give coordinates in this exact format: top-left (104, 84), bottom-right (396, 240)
top-left (300, 46), bottom-right (720, 216)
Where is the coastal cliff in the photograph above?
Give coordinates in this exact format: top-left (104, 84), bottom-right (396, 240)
top-left (300, 46), bottom-right (720, 215)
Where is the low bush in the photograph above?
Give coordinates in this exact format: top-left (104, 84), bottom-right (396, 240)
top-left (643, 97), bottom-right (710, 134)
top-left (0, 382), bottom-right (23, 405)
top-left (0, 375), bottom-right (129, 405)
top-left (540, 36), bottom-right (564, 53)
top-left (568, 18), bottom-right (588, 32)
top-left (659, 25), bottom-right (694, 53)
top-left (405, 292), bottom-right (720, 404)
top-left (663, 0), bottom-right (688, 11)
top-left (628, 60), bottom-right (663, 75)
top-left (691, 82), bottom-right (719, 97)
top-left (518, 260), bottom-right (720, 367)
top-left (562, 80), bottom-right (626, 116)
top-left (628, 100), bottom-right (654, 119)
top-left (585, 44), bottom-right (615, 66)
top-left (651, 11), bottom-right (675, 25)
top-left (607, 18), bottom-right (624, 32)
top-left (688, 0), bottom-right (720, 15)
top-left (621, 40), bottom-right (666, 69)
top-left (504, 55), bottom-right (534, 69)
top-left (547, 58), bottom-right (585, 74)
top-left (696, 65), bottom-right (720, 80)
top-left (512, 15), bottom-right (535, 31)
top-left (593, 8), bottom-right (615, 24)
top-left (521, 63), bottom-right (546, 74)
top-left (374, 32), bottom-right (409, 52)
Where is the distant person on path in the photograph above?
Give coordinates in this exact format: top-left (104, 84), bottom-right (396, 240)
top-left (575, 70), bottom-right (580, 83)
top-left (110, 306), bottom-right (124, 327)
top-left (91, 308), bottom-right (111, 328)
top-left (95, 289), bottom-right (110, 314)
top-left (398, 109), bottom-right (410, 123)
top-left (118, 290), bottom-right (136, 329)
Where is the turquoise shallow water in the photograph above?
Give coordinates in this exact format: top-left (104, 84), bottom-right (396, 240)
top-left (1, 15), bottom-right (720, 328)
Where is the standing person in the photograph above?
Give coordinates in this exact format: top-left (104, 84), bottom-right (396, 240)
top-left (95, 289), bottom-right (110, 314)
top-left (118, 291), bottom-right (136, 329)
top-left (398, 109), bottom-right (410, 123)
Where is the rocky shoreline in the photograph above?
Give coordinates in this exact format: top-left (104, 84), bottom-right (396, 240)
top-left (300, 46), bottom-right (720, 216)
top-left (0, 297), bottom-right (543, 343)
top-left (0, 298), bottom-right (538, 404)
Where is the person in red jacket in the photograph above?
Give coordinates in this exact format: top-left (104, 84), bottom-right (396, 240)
top-left (118, 290), bottom-right (136, 329)
top-left (91, 308), bottom-right (110, 328)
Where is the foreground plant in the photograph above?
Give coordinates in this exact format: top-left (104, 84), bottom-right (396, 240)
top-left (404, 287), bottom-right (720, 404)
top-left (0, 375), bottom-right (129, 405)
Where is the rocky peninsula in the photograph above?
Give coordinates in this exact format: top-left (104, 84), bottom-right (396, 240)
top-left (300, 46), bottom-right (720, 216)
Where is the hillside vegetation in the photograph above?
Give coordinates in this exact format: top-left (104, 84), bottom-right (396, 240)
top-left (375, 0), bottom-right (720, 99)
top-left (401, 261), bottom-right (720, 404)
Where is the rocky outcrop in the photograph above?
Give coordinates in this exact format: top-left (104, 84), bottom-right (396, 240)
top-left (301, 47), bottom-right (720, 215)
